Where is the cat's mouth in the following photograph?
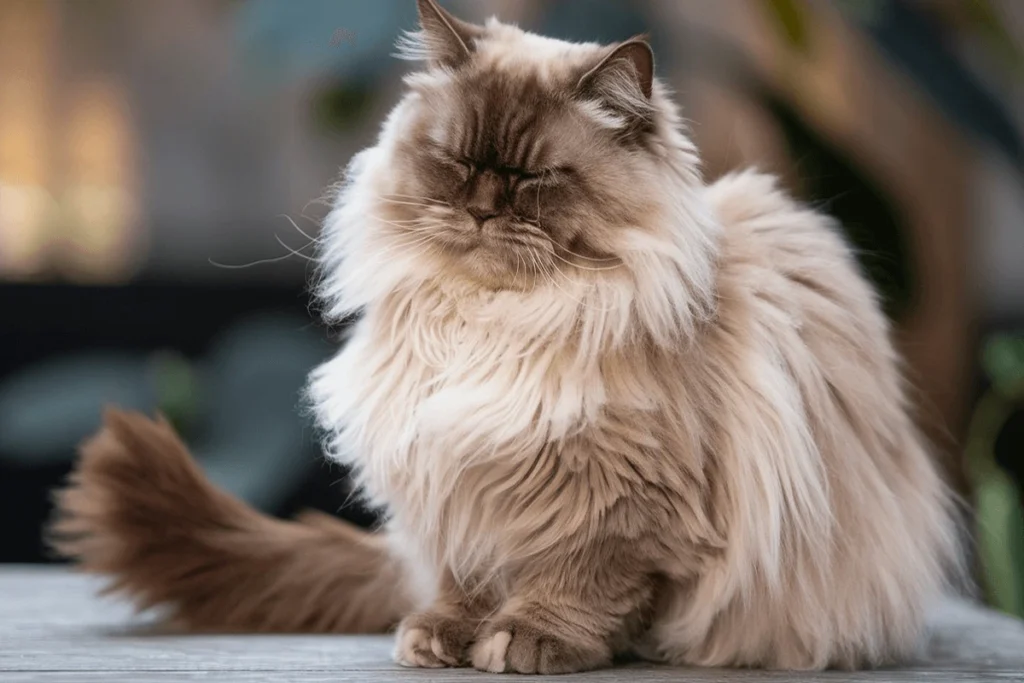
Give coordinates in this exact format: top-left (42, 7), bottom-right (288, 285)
top-left (417, 220), bottom-right (555, 286)
top-left (435, 218), bottom-right (540, 253)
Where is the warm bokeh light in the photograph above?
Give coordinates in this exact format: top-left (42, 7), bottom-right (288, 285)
top-left (0, 1), bottom-right (141, 284)
top-left (0, 0), bottom-right (55, 279)
top-left (60, 79), bottom-right (141, 283)
top-left (0, 184), bottom-right (57, 278)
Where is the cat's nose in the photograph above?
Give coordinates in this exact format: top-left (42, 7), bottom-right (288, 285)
top-left (467, 205), bottom-right (500, 226)
top-left (466, 169), bottom-right (504, 226)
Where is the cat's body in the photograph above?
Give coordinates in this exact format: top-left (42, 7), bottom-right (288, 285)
top-left (51, 0), bottom-right (961, 675)
top-left (308, 167), bottom-right (955, 671)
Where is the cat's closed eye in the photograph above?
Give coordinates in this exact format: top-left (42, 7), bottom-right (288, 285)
top-left (452, 158), bottom-right (474, 183)
top-left (448, 158), bottom-right (548, 194)
top-left (453, 158), bottom-right (538, 185)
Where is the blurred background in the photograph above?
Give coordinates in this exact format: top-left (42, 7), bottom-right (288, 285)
top-left (1, 0), bottom-right (1023, 617)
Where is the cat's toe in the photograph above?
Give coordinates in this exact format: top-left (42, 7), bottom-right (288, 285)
top-left (395, 626), bottom-right (445, 668)
top-left (470, 616), bottom-right (609, 674)
top-left (394, 613), bottom-right (474, 668)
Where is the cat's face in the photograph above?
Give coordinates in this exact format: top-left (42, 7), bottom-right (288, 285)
top-left (372, 1), bottom-right (662, 290)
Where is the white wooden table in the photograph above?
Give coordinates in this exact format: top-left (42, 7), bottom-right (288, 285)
top-left (2, 567), bottom-right (1024, 682)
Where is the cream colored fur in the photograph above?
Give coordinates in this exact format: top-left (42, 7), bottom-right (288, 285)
top-left (306, 4), bottom-right (962, 674)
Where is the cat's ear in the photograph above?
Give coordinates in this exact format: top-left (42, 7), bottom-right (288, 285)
top-left (577, 37), bottom-right (655, 121)
top-left (412, 0), bottom-right (483, 68)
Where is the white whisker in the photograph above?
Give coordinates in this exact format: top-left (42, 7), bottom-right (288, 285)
top-left (274, 234), bottom-right (317, 262)
top-left (372, 232), bottom-right (440, 261)
top-left (385, 193), bottom-right (451, 206)
top-left (377, 196), bottom-right (451, 209)
top-left (208, 253), bottom-right (298, 270)
top-left (370, 215), bottom-right (439, 230)
top-left (544, 244), bottom-right (623, 272)
top-left (555, 246), bottom-right (620, 263)
top-left (535, 169), bottom-right (545, 223)
top-left (208, 231), bottom-right (316, 270)
top-left (276, 214), bottom-right (321, 244)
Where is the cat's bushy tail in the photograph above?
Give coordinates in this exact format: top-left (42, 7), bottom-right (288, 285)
top-left (48, 409), bottom-right (407, 633)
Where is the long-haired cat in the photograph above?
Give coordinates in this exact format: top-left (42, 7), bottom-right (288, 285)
top-left (51, 0), bottom-right (963, 674)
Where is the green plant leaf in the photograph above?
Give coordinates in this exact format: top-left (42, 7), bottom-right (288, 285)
top-left (982, 334), bottom-right (1024, 396)
top-left (313, 81), bottom-right (375, 132)
top-left (975, 468), bottom-right (1024, 617)
top-left (151, 351), bottom-right (199, 432)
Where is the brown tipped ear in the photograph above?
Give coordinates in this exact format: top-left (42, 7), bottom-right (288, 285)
top-left (578, 37), bottom-right (655, 101)
top-left (416, 0), bottom-right (483, 68)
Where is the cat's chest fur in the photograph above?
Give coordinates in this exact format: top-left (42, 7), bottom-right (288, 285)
top-left (315, 285), bottom-right (608, 521)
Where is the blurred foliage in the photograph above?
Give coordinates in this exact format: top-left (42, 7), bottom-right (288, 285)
top-left (960, 0), bottom-right (1024, 77)
top-left (151, 351), bottom-right (200, 433)
top-left (985, 334), bottom-right (1024, 396)
top-left (969, 333), bottom-right (1024, 618)
top-left (313, 81), bottom-right (376, 133)
top-left (0, 314), bottom-right (328, 512)
top-left (764, 0), bottom-right (1024, 174)
top-left (857, 0), bottom-right (1024, 174)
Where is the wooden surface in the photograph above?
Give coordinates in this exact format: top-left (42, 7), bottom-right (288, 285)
top-left (2, 568), bottom-right (1024, 682)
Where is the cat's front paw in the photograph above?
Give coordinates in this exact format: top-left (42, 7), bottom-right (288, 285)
top-left (470, 616), bottom-right (609, 674)
top-left (394, 612), bottom-right (475, 668)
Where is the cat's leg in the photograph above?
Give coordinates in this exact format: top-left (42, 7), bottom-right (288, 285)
top-left (470, 544), bottom-right (654, 674)
top-left (394, 569), bottom-right (494, 668)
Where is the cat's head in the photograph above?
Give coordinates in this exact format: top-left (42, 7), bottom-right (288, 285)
top-left (321, 0), bottom-right (715, 325)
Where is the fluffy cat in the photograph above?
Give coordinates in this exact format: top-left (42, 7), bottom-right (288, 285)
top-left (51, 0), bottom-right (963, 674)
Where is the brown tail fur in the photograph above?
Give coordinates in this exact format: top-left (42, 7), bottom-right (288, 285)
top-left (48, 409), bottom-right (408, 633)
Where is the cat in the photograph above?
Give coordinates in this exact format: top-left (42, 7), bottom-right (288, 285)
top-left (50, 0), bottom-right (963, 674)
